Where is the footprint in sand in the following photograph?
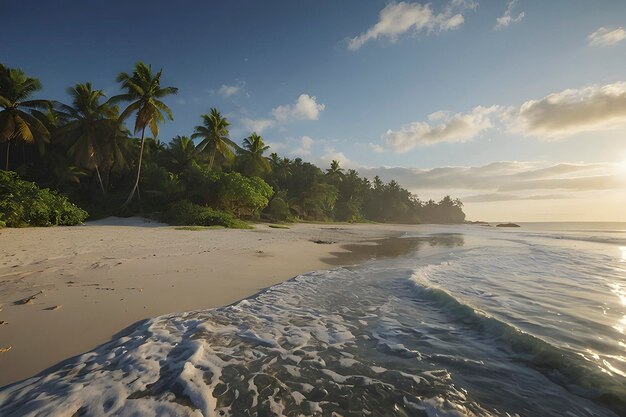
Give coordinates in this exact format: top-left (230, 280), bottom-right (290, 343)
top-left (44, 305), bottom-right (62, 311)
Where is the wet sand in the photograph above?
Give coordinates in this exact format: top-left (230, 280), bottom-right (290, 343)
top-left (0, 218), bottom-right (430, 387)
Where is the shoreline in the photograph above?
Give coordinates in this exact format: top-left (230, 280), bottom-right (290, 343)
top-left (0, 218), bottom-right (430, 387)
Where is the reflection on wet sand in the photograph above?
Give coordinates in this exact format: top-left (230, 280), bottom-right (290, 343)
top-left (322, 233), bottom-right (465, 265)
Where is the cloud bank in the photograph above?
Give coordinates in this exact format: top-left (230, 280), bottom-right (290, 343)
top-left (385, 81), bottom-right (626, 152)
top-left (353, 160), bottom-right (626, 220)
top-left (358, 161), bottom-right (624, 201)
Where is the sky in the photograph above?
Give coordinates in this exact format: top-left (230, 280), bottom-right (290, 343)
top-left (2, 0), bottom-right (626, 221)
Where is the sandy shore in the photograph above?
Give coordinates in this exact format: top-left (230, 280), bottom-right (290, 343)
top-left (0, 218), bottom-right (423, 387)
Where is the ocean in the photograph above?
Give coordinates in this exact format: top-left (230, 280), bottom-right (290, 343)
top-left (1, 223), bottom-right (625, 416)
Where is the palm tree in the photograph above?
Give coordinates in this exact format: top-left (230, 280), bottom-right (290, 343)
top-left (269, 153), bottom-right (291, 181)
top-left (111, 62), bottom-right (177, 205)
top-left (239, 132), bottom-right (271, 177)
top-left (326, 160), bottom-right (344, 182)
top-left (0, 64), bottom-right (51, 170)
top-left (164, 135), bottom-right (199, 173)
top-left (55, 82), bottom-right (120, 194)
top-left (372, 175), bottom-right (384, 190)
top-left (191, 108), bottom-right (238, 170)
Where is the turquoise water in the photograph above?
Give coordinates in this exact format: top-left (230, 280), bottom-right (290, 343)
top-left (1, 224), bottom-right (625, 416)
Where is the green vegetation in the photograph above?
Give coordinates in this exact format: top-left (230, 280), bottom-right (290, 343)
top-left (174, 225), bottom-right (225, 231)
top-left (163, 200), bottom-right (251, 229)
top-left (268, 224), bottom-right (290, 229)
top-left (0, 171), bottom-right (87, 227)
top-left (0, 61), bottom-right (465, 228)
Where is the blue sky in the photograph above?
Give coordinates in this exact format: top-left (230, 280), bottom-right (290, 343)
top-left (3, 0), bottom-right (626, 220)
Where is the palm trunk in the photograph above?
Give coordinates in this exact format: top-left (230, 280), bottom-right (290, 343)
top-left (95, 165), bottom-right (106, 195)
top-left (209, 150), bottom-right (216, 170)
top-left (123, 127), bottom-right (147, 206)
top-left (105, 167), bottom-right (111, 193)
top-left (5, 141), bottom-right (10, 171)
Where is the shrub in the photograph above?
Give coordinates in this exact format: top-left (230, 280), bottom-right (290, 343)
top-left (162, 200), bottom-right (250, 229)
top-left (181, 164), bottom-right (273, 219)
top-left (334, 200), bottom-right (363, 223)
top-left (180, 162), bottom-right (220, 205)
top-left (264, 196), bottom-right (290, 222)
top-left (215, 173), bottom-right (273, 218)
top-left (0, 171), bottom-right (88, 227)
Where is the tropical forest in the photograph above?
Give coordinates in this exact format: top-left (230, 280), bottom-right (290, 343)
top-left (0, 62), bottom-right (466, 228)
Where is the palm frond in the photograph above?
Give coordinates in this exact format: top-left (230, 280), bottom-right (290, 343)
top-left (0, 96), bottom-right (12, 108)
top-left (0, 110), bottom-right (15, 141)
top-left (20, 99), bottom-right (52, 110)
top-left (14, 113), bottom-right (35, 143)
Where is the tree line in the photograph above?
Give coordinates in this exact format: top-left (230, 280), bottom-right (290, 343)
top-left (0, 61), bottom-right (465, 227)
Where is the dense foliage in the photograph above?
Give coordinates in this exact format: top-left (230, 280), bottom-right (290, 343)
top-left (0, 171), bottom-right (87, 227)
top-left (0, 62), bottom-right (465, 227)
top-left (162, 200), bottom-right (250, 229)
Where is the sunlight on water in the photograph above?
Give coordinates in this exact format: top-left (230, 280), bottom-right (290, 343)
top-left (610, 282), bottom-right (626, 306)
top-left (614, 316), bottom-right (626, 334)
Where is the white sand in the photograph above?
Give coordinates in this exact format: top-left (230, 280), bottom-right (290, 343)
top-left (0, 218), bottom-right (417, 387)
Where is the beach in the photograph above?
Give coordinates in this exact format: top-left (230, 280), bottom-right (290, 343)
top-left (1, 222), bottom-right (625, 416)
top-left (0, 218), bottom-right (415, 387)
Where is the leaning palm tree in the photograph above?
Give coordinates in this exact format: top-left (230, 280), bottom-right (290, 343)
top-left (111, 62), bottom-right (177, 205)
top-left (191, 108), bottom-right (238, 170)
top-left (0, 64), bottom-right (51, 170)
top-left (239, 132), bottom-right (272, 177)
top-left (55, 82), bottom-right (120, 194)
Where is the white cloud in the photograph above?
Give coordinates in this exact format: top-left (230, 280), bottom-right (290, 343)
top-left (512, 82), bottom-right (626, 138)
top-left (347, 1), bottom-right (473, 51)
top-left (292, 136), bottom-right (315, 155)
top-left (587, 27), bottom-right (626, 47)
top-left (218, 85), bottom-right (241, 98)
top-left (386, 106), bottom-right (501, 152)
top-left (494, 0), bottom-right (525, 30)
top-left (272, 94), bottom-right (325, 122)
top-left (240, 94), bottom-right (325, 133)
top-left (369, 142), bottom-right (385, 153)
top-left (319, 148), bottom-right (353, 168)
top-left (267, 136), bottom-right (318, 156)
top-left (385, 81), bottom-right (626, 149)
top-left (241, 117), bottom-right (275, 133)
top-left (211, 80), bottom-right (246, 98)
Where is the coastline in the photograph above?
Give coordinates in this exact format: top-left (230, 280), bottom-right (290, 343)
top-left (0, 218), bottom-right (427, 387)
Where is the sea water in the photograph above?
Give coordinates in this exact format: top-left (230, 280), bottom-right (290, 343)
top-left (1, 224), bottom-right (625, 416)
